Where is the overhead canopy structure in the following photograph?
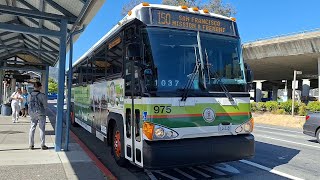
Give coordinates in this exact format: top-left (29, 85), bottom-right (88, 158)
top-left (0, 0), bottom-right (105, 70)
top-left (0, 0), bottom-right (105, 151)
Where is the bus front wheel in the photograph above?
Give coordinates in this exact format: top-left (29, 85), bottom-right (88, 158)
top-left (111, 123), bottom-right (127, 166)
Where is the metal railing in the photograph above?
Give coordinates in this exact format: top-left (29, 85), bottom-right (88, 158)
top-left (244, 28), bottom-right (320, 44)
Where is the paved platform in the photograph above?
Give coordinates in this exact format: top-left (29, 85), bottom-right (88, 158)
top-left (0, 113), bottom-right (107, 180)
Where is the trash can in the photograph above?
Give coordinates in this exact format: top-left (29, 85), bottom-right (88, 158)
top-left (1, 104), bottom-right (12, 116)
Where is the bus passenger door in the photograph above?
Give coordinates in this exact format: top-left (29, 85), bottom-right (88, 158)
top-left (124, 60), bottom-right (144, 167)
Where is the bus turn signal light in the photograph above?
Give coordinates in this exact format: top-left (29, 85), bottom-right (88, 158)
top-left (231, 17), bottom-right (236, 22)
top-left (142, 2), bottom-right (150, 6)
top-left (128, 10), bottom-right (132, 16)
top-left (250, 118), bottom-right (254, 131)
top-left (143, 122), bottom-right (154, 140)
top-left (181, 5), bottom-right (188, 10)
top-left (203, 9), bottom-right (209, 13)
top-left (192, 7), bottom-right (199, 11)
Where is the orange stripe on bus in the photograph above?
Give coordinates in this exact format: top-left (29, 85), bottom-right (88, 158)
top-left (147, 114), bottom-right (202, 118)
top-left (147, 112), bottom-right (249, 119)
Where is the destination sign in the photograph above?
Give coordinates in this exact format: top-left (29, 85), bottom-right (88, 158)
top-left (151, 9), bottom-right (235, 36)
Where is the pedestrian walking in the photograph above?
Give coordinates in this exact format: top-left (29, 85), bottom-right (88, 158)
top-left (21, 89), bottom-right (29, 117)
top-left (10, 88), bottom-right (23, 123)
top-left (28, 82), bottom-right (48, 150)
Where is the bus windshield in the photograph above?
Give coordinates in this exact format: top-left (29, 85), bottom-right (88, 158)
top-left (142, 27), bottom-right (245, 93)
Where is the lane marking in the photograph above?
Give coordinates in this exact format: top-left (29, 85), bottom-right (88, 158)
top-left (254, 129), bottom-right (308, 139)
top-left (256, 135), bottom-right (320, 149)
top-left (240, 160), bottom-right (304, 180)
top-left (154, 171), bottom-right (181, 180)
top-left (200, 165), bottom-right (226, 175)
top-left (174, 168), bottom-right (196, 180)
top-left (213, 163), bottom-right (240, 174)
top-left (145, 170), bottom-right (158, 180)
top-left (47, 106), bottom-right (117, 180)
top-left (255, 125), bottom-right (302, 134)
top-left (188, 167), bottom-right (211, 178)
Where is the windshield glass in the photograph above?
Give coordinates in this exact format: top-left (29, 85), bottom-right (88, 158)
top-left (142, 27), bottom-right (245, 93)
top-left (200, 32), bottom-right (245, 86)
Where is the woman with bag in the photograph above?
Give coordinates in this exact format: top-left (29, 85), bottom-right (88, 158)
top-left (10, 88), bottom-right (23, 123)
top-left (21, 89), bottom-right (29, 117)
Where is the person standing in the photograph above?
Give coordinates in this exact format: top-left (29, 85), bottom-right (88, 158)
top-left (10, 88), bottom-right (23, 123)
top-left (21, 89), bottom-right (29, 117)
top-left (28, 82), bottom-right (48, 150)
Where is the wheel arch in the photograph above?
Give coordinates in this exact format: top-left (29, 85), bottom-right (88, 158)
top-left (107, 112), bottom-right (125, 146)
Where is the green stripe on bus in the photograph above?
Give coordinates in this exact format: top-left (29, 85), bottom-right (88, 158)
top-left (150, 115), bottom-right (249, 128)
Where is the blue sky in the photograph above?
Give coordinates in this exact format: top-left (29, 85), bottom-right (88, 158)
top-left (68, 0), bottom-right (320, 65)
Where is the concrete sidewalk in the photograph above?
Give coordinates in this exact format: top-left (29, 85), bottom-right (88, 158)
top-left (0, 113), bottom-right (107, 180)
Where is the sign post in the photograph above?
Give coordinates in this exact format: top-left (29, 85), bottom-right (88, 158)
top-left (292, 70), bottom-right (302, 116)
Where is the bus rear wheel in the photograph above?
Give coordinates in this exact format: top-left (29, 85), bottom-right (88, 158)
top-left (112, 123), bottom-right (127, 166)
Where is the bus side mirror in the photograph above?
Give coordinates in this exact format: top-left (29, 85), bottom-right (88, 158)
top-left (143, 69), bottom-right (153, 91)
top-left (244, 63), bottom-right (253, 83)
top-left (126, 43), bottom-right (141, 60)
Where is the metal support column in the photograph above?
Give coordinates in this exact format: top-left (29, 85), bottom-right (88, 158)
top-left (55, 19), bottom-right (67, 152)
top-left (11, 78), bottom-right (16, 94)
top-left (318, 57), bottom-right (320, 102)
top-left (0, 70), bottom-right (3, 104)
top-left (45, 65), bottom-right (49, 97)
top-left (65, 26), bottom-right (85, 151)
top-left (255, 80), bottom-right (264, 102)
top-left (292, 71), bottom-right (297, 116)
top-left (272, 86), bottom-right (278, 101)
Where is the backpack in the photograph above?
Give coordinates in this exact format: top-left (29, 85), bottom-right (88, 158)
top-left (29, 92), bottom-right (42, 113)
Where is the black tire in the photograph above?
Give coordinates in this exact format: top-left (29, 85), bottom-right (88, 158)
top-left (111, 122), bottom-right (127, 166)
top-left (316, 128), bottom-right (320, 144)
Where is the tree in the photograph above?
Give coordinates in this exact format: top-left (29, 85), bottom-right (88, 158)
top-left (122, 0), bottom-right (236, 17)
top-left (48, 78), bottom-right (58, 93)
top-left (121, 0), bottom-right (143, 16)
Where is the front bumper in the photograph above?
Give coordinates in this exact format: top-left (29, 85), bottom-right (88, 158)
top-left (143, 134), bottom-right (255, 169)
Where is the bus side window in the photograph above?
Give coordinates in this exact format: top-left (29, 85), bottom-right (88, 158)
top-left (125, 62), bottom-right (132, 96)
top-left (135, 109), bottom-right (141, 142)
top-left (126, 108), bottom-right (131, 138)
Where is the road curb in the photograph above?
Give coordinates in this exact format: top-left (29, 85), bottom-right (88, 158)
top-left (47, 105), bottom-right (117, 180)
top-left (70, 130), bottom-right (117, 180)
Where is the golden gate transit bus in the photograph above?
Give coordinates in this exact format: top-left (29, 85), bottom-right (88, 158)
top-left (70, 3), bottom-right (254, 169)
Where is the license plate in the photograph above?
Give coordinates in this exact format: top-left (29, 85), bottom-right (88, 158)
top-left (218, 124), bottom-right (231, 132)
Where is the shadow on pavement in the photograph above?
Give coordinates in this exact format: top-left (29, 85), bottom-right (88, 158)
top-left (307, 139), bottom-right (319, 144)
top-left (0, 130), bottom-right (24, 134)
top-left (46, 101), bottom-right (112, 180)
top-left (252, 141), bottom-right (300, 168)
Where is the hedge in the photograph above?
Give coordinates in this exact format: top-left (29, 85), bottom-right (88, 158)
top-left (250, 100), bottom-right (320, 115)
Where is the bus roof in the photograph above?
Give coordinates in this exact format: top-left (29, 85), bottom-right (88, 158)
top-left (72, 3), bottom-right (234, 68)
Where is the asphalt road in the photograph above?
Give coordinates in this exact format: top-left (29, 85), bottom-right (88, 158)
top-left (49, 102), bottom-right (319, 180)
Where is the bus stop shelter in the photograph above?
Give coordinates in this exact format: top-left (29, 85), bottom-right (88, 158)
top-left (0, 0), bottom-right (104, 151)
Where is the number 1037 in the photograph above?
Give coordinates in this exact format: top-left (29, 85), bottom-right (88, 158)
top-left (155, 80), bottom-right (179, 87)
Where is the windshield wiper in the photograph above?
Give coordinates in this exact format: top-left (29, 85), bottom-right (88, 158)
top-left (204, 49), bottom-right (234, 102)
top-left (197, 31), bottom-right (206, 89)
top-left (181, 46), bottom-right (200, 101)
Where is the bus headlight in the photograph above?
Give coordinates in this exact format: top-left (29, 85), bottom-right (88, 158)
top-left (143, 122), bottom-right (178, 140)
top-left (244, 118), bottom-right (254, 132)
top-left (235, 118), bottom-right (254, 133)
top-left (154, 127), bottom-right (165, 138)
top-left (244, 123), bottom-right (251, 132)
